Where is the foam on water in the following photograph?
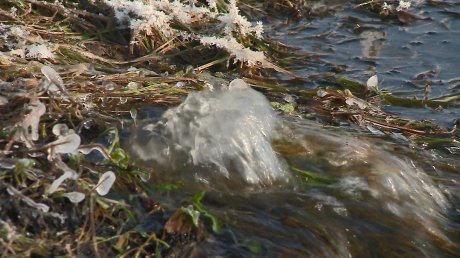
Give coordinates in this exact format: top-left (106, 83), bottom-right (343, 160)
top-left (129, 79), bottom-right (289, 188)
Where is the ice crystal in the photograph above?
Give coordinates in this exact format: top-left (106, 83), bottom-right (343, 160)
top-left (206, 0), bottom-right (217, 11)
top-left (9, 49), bottom-right (25, 58)
top-left (397, 0), bottom-right (412, 11)
top-left (52, 123), bottom-right (69, 136)
top-left (10, 7), bottom-right (18, 17)
top-left (26, 44), bottom-right (55, 59)
top-left (104, 0), bottom-right (265, 66)
top-left (218, 0), bottom-right (263, 37)
top-left (200, 36), bottom-right (265, 66)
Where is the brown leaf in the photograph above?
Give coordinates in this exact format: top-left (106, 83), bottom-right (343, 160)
top-left (163, 209), bottom-right (206, 241)
top-left (397, 11), bottom-right (425, 24)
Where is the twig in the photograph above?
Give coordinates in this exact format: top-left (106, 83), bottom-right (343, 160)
top-left (364, 116), bottom-right (426, 134)
top-left (0, 9), bottom-right (24, 23)
top-left (195, 57), bottom-right (228, 72)
top-left (89, 195), bottom-right (102, 258)
top-left (58, 44), bottom-right (162, 65)
top-left (25, 0), bottom-right (110, 23)
top-left (354, 0), bottom-right (376, 9)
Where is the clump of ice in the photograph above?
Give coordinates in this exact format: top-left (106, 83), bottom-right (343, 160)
top-left (129, 79), bottom-right (289, 188)
top-left (26, 44), bottom-right (55, 59)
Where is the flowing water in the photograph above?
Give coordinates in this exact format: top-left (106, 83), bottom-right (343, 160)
top-left (127, 1), bottom-right (460, 257)
top-left (128, 80), bottom-right (459, 257)
top-left (267, 0), bottom-right (460, 126)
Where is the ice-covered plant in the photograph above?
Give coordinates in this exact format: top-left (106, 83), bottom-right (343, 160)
top-left (26, 44), bottom-right (55, 59)
top-left (379, 0), bottom-right (414, 14)
top-left (104, 0), bottom-right (268, 66)
top-left (0, 24), bottom-right (55, 60)
top-left (396, 0), bottom-right (411, 11)
top-left (200, 36), bottom-right (265, 66)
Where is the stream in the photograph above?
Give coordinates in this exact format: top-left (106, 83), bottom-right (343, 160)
top-left (126, 1), bottom-right (460, 257)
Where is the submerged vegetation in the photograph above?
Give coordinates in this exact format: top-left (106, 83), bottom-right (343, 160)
top-left (0, 0), bottom-right (459, 257)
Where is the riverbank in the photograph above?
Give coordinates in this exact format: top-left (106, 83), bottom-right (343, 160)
top-left (0, 1), bottom-right (459, 257)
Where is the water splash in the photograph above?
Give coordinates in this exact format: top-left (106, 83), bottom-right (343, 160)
top-left (128, 82), bottom-right (455, 256)
top-left (129, 79), bottom-right (289, 189)
top-left (281, 122), bottom-right (451, 242)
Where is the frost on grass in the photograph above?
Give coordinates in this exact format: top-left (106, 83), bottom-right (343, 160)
top-left (46, 123), bottom-right (81, 160)
top-left (200, 36), bottom-right (265, 66)
top-left (0, 24), bottom-right (55, 61)
top-left (104, 0), bottom-right (267, 66)
top-left (380, 0), bottom-right (414, 14)
top-left (52, 123), bottom-right (69, 136)
top-left (26, 44), bottom-right (55, 59)
top-left (396, 0), bottom-right (412, 12)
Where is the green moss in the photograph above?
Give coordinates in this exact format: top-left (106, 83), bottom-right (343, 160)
top-left (336, 77), bottom-right (366, 93)
top-left (383, 94), bottom-right (460, 108)
top-left (57, 47), bottom-right (90, 64)
top-left (271, 101), bottom-right (296, 113)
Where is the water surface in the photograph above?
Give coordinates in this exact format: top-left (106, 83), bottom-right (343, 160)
top-left (128, 2), bottom-right (460, 256)
top-left (266, 0), bottom-right (460, 126)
